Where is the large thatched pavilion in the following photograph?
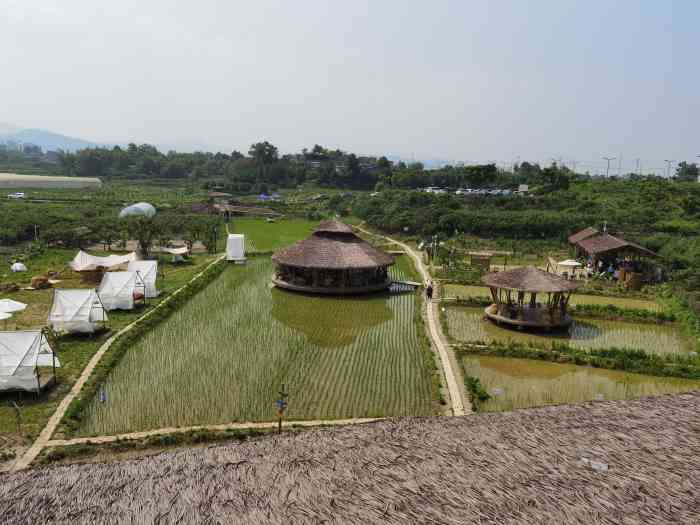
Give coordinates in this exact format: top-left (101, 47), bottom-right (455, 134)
top-left (483, 266), bottom-right (580, 330)
top-left (272, 220), bottom-right (394, 294)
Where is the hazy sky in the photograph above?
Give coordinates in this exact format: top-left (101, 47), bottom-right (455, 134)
top-left (2, 1), bottom-right (698, 170)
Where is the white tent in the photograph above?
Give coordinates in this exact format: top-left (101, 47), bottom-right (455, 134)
top-left (0, 299), bottom-right (27, 314)
top-left (48, 289), bottom-right (108, 334)
top-left (119, 202), bottom-right (156, 218)
top-left (162, 246), bottom-right (189, 256)
top-left (10, 262), bottom-right (27, 272)
top-left (226, 234), bottom-right (246, 262)
top-left (70, 250), bottom-right (137, 272)
top-left (128, 260), bottom-right (158, 298)
top-left (98, 271), bottom-right (145, 311)
top-left (0, 330), bottom-right (60, 393)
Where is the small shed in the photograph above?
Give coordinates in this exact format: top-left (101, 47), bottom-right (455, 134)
top-left (48, 289), bottom-right (108, 334)
top-left (0, 330), bottom-right (60, 393)
top-left (128, 260), bottom-right (159, 297)
top-left (226, 234), bottom-right (246, 263)
top-left (98, 271), bottom-right (146, 311)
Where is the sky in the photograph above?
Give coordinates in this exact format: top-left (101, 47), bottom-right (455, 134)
top-left (1, 0), bottom-right (698, 172)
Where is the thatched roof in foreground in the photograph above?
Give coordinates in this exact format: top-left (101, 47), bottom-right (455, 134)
top-left (272, 220), bottom-right (394, 270)
top-left (483, 265), bottom-right (580, 293)
top-left (2, 392), bottom-right (700, 524)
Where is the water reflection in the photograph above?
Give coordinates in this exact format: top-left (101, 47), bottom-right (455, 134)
top-left (271, 288), bottom-right (394, 347)
top-left (447, 306), bottom-right (692, 355)
top-left (463, 355), bottom-right (700, 412)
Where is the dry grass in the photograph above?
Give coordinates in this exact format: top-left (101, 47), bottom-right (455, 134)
top-left (1, 392), bottom-right (699, 524)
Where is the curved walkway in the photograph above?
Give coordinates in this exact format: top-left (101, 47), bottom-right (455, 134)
top-left (356, 226), bottom-right (469, 416)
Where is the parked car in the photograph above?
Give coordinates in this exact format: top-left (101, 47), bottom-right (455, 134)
top-left (7, 192), bottom-right (25, 199)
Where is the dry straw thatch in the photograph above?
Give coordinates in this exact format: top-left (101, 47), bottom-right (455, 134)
top-left (1, 392), bottom-right (700, 524)
top-left (483, 265), bottom-right (580, 293)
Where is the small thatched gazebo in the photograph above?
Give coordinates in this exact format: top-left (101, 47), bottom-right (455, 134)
top-left (272, 220), bottom-right (394, 295)
top-left (483, 266), bottom-right (580, 330)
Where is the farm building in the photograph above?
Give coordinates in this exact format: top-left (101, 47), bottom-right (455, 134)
top-left (0, 330), bottom-right (60, 393)
top-left (127, 260), bottom-right (159, 298)
top-left (98, 271), bottom-right (145, 310)
top-left (48, 289), bottom-right (107, 334)
top-left (483, 266), bottom-right (579, 330)
top-left (568, 227), bottom-right (657, 261)
top-left (0, 173), bottom-right (101, 189)
top-left (272, 220), bottom-right (394, 294)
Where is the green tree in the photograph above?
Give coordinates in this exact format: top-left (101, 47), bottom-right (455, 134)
top-left (675, 162), bottom-right (699, 183)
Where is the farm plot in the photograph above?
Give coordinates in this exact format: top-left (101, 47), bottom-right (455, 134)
top-left (444, 306), bottom-right (693, 356)
top-left (230, 218), bottom-right (316, 253)
top-left (77, 256), bottom-right (435, 436)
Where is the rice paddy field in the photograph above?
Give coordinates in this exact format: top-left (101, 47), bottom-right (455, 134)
top-left (230, 218), bottom-right (316, 253)
top-left (76, 256), bottom-right (435, 436)
top-left (442, 283), bottom-right (662, 311)
top-left (443, 306), bottom-right (693, 355)
top-left (462, 355), bottom-right (700, 412)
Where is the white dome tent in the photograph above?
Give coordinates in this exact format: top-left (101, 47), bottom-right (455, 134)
top-left (10, 262), bottom-right (27, 272)
top-left (119, 202), bottom-right (156, 219)
top-left (0, 330), bottom-right (60, 393)
top-left (226, 234), bottom-right (246, 263)
top-left (69, 250), bottom-right (137, 272)
top-left (98, 271), bottom-right (146, 311)
top-left (48, 289), bottom-right (108, 334)
top-left (127, 260), bottom-right (159, 298)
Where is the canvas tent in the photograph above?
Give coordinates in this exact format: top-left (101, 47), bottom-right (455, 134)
top-left (48, 289), bottom-right (107, 334)
top-left (0, 299), bottom-right (27, 314)
top-left (10, 262), bottom-right (27, 272)
top-left (162, 246), bottom-right (189, 256)
top-left (98, 271), bottom-right (145, 311)
top-left (226, 234), bottom-right (246, 262)
top-left (0, 330), bottom-right (60, 393)
top-left (70, 251), bottom-right (137, 272)
top-left (128, 260), bottom-right (159, 298)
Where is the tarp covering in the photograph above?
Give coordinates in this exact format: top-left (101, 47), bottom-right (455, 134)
top-left (10, 262), bottom-right (27, 272)
top-left (128, 260), bottom-right (158, 298)
top-left (226, 234), bottom-right (245, 261)
top-left (0, 330), bottom-right (60, 392)
top-left (162, 246), bottom-right (189, 255)
top-left (98, 271), bottom-right (144, 311)
top-left (70, 251), bottom-right (137, 272)
top-left (0, 299), bottom-right (27, 314)
top-left (119, 202), bottom-right (156, 218)
top-left (48, 289), bottom-right (107, 334)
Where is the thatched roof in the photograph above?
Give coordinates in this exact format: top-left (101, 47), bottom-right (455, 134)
top-left (576, 233), bottom-right (657, 258)
top-left (483, 266), bottom-right (580, 293)
top-left (2, 392), bottom-right (699, 524)
top-left (568, 226), bottom-right (599, 245)
top-left (272, 220), bottom-right (394, 270)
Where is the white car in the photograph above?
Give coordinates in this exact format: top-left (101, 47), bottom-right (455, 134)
top-left (7, 192), bottom-right (25, 199)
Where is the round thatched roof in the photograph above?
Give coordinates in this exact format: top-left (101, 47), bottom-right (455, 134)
top-left (272, 220), bottom-right (394, 270)
top-left (483, 266), bottom-right (579, 293)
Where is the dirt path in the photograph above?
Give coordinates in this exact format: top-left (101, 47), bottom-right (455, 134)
top-left (355, 226), bottom-right (470, 416)
top-left (11, 256), bottom-right (226, 472)
top-left (47, 417), bottom-right (382, 448)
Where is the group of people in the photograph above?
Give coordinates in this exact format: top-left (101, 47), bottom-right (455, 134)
top-left (585, 257), bottom-right (640, 281)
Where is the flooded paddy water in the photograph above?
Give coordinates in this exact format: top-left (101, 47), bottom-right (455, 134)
top-left (462, 355), bottom-right (700, 412)
top-left (444, 306), bottom-right (692, 356)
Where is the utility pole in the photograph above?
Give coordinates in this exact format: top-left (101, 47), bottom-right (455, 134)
top-left (602, 157), bottom-right (616, 177)
top-left (635, 158), bottom-right (641, 176)
top-left (664, 159), bottom-right (674, 178)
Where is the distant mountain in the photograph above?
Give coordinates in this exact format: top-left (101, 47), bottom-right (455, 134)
top-left (0, 124), bottom-right (108, 152)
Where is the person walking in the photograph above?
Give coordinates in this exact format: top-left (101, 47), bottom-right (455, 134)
top-left (425, 280), bottom-right (434, 301)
